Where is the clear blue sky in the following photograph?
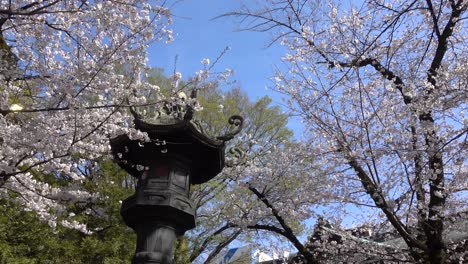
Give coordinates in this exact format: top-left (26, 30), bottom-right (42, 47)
top-left (147, 0), bottom-right (303, 133)
top-left (147, 0), bottom-right (286, 100)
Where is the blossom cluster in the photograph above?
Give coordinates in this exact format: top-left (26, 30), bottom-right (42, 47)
top-left (0, 0), bottom-right (175, 233)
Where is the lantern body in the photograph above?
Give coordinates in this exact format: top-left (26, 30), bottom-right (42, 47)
top-left (120, 157), bottom-right (194, 264)
top-left (110, 118), bottom-right (230, 264)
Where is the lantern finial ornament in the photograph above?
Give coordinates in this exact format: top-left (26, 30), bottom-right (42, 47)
top-left (110, 98), bottom-right (242, 264)
top-left (216, 115), bottom-right (244, 142)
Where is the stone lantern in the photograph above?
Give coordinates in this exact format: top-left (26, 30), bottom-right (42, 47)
top-left (110, 96), bottom-right (242, 264)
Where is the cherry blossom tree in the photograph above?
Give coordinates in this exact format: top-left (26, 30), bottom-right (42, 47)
top-left (186, 87), bottom-right (295, 263)
top-left (190, 140), bottom-right (342, 264)
top-left (0, 0), bottom-right (185, 232)
top-left (224, 142), bottom-right (332, 264)
top-left (227, 0), bottom-right (468, 263)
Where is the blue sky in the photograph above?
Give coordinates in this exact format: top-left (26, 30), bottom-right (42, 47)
top-left (147, 0), bottom-right (287, 101)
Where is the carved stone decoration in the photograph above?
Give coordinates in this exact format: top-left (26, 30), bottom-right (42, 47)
top-left (110, 99), bottom-right (242, 264)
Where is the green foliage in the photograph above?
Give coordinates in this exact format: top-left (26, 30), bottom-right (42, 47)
top-left (144, 68), bottom-right (173, 94)
top-left (0, 197), bottom-right (75, 264)
top-left (196, 85), bottom-right (293, 145)
top-left (0, 160), bottom-right (136, 264)
top-left (173, 237), bottom-right (191, 264)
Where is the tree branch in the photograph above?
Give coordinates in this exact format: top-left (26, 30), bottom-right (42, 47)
top-left (189, 223), bottom-right (236, 262)
top-left (203, 230), bottom-right (241, 264)
top-left (247, 184), bottom-right (318, 263)
top-left (343, 147), bottom-right (427, 251)
top-left (425, 0), bottom-right (442, 38)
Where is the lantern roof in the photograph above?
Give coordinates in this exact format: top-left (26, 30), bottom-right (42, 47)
top-left (110, 101), bottom-right (243, 185)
